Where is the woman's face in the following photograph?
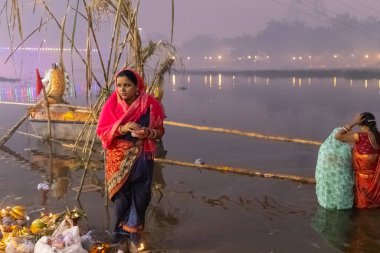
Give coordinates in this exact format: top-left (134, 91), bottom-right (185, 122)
top-left (116, 76), bottom-right (138, 102)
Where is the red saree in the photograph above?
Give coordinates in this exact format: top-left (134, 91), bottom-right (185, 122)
top-left (96, 68), bottom-right (164, 199)
top-left (352, 132), bottom-right (380, 208)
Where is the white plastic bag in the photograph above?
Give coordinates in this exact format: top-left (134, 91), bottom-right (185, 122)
top-left (34, 218), bottom-right (87, 253)
top-left (5, 237), bottom-right (34, 253)
top-left (33, 236), bottom-right (53, 253)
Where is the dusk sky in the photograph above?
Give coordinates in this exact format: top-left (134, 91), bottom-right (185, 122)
top-left (0, 0), bottom-right (379, 48)
top-left (138, 0), bottom-right (380, 45)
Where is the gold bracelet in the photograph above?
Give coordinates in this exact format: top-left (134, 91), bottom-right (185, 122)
top-left (151, 129), bottom-right (157, 139)
top-left (148, 129), bottom-right (157, 139)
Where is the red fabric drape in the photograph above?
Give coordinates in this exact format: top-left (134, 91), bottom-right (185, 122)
top-left (353, 132), bottom-right (380, 208)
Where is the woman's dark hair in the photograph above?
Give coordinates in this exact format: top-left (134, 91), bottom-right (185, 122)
top-left (359, 112), bottom-right (380, 145)
top-left (116, 70), bottom-right (137, 86)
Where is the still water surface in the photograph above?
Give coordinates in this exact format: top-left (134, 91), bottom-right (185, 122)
top-left (0, 61), bottom-right (380, 252)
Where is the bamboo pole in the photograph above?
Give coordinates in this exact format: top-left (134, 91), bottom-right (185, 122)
top-left (154, 158), bottom-right (316, 184)
top-left (0, 101), bottom-right (91, 111)
top-left (76, 130), bottom-right (98, 200)
top-left (0, 127), bottom-right (90, 150)
top-left (0, 103), bottom-right (322, 146)
top-left (0, 113), bottom-right (29, 146)
top-left (4, 127), bottom-right (316, 184)
top-left (164, 121), bottom-right (322, 146)
top-left (41, 86), bottom-right (52, 139)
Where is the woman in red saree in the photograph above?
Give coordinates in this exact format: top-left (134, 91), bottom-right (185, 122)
top-left (97, 68), bottom-right (164, 252)
top-left (335, 112), bottom-right (380, 208)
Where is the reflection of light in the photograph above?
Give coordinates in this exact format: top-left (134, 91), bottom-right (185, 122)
top-left (247, 55), bottom-right (252, 59)
top-left (350, 79), bottom-right (353, 86)
top-left (187, 56), bottom-right (191, 60)
top-left (0, 46), bottom-right (97, 52)
top-left (254, 76), bottom-right (257, 84)
top-left (218, 55), bottom-right (222, 60)
top-left (209, 75), bottom-right (213, 87)
top-left (308, 56), bottom-right (312, 59)
top-left (298, 56), bottom-right (302, 60)
top-left (292, 56), bottom-right (296, 60)
top-left (292, 77), bottom-right (296, 86)
top-left (333, 54), bottom-right (338, 58)
top-left (266, 56), bottom-right (270, 59)
top-left (172, 74), bottom-right (176, 86)
top-left (378, 80), bottom-right (380, 88)
top-left (298, 78), bottom-right (302, 87)
top-left (204, 56), bottom-right (207, 60)
top-left (308, 78), bottom-right (311, 85)
top-left (364, 80), bottom-right (368, 88)
top-left (238, 57), bottom-right (242, 60)
top-left (204, 75), bottom-right (207, 85)
top-left (218, 74), bottom-right (222, 89)
top-left (187, 75), bottom-right (190, 83)
top-left (209, 56), bottom-right (212, 60)
top-left (266, 77), bottom-right (269, 85)
top-left (333, 77), bottom-right (337, 87)
top-left (365, 54), bottom-right (369, 59)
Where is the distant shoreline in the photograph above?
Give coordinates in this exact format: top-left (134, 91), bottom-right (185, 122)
top-left (0, 76), bottom-right (21, 82)
top-left (179, 68), bottom-right (380, 80)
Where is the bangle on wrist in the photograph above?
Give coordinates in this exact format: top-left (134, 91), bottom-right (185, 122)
top-left (152, 129), bottom-right (157, 139)
top-left (343, 125), bottom-right (352, 133)
top-left (148, 128), bottom-right (157, 139)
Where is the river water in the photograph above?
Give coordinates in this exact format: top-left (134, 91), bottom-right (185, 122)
top-left (1, 55), bottom-right (380, 252)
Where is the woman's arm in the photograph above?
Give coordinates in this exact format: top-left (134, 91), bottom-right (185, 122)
top-left (335, 114), bottom-right (364, 142)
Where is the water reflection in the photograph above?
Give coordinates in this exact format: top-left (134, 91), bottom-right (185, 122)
top-left (29, 149), bottom-right (104, 204)
top-left (218, 74), bottom-right (222, 90)
top-left (311, 207), bottom-right (380, 252)
top-left (311, 207), bottom-right (354, 251)
top-left (0, 86), bottom-right (36, 102)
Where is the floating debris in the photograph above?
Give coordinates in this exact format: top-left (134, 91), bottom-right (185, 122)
top-left (195, 158), bottom-right (205, 165)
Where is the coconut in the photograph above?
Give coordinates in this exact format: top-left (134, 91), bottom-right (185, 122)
top-left (30, 219), bottom-right (47, 235)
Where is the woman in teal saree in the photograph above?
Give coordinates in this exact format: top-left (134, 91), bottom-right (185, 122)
top-left (315, 127), bottom-right (354, 209)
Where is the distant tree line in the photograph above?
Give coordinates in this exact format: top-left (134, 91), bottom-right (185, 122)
top-left (179, 14), bottom-right (380, 69)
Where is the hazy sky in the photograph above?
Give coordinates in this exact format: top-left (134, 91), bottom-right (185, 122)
top-left (1, 0), bottom-right (379, 48)
top-left (138, 0), bottom-right (380, 45)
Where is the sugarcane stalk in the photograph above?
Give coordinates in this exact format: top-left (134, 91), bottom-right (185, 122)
top-left (154, 158), bottom-right (316, 184)
top-left (0, 113), bottom-right (29, 146)
top-left (164, 121), bottom-right (322, 146)
top-left (76, 129), bottom-right (98, 200)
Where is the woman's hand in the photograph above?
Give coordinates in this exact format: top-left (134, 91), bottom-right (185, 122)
top-left (120, 122), bottom-right (141, 134)
top-left (351, 113), bottom-right (365, 126)
top-left (131, 127), bottom-right (150, 139)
